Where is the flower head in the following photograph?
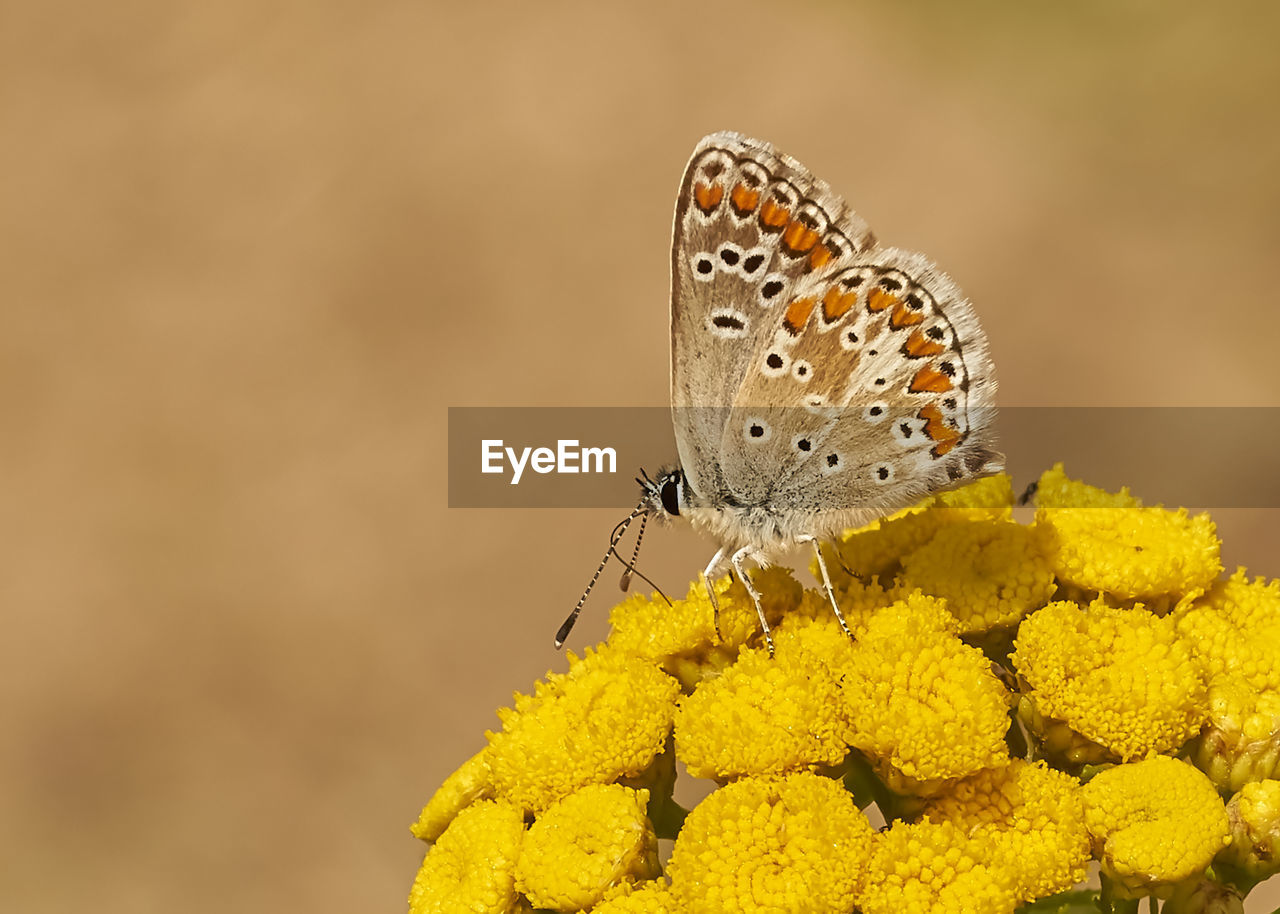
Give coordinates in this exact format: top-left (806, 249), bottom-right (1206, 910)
top-left (408, 799), bottom-right (525, 914)
top-left (896, 518), bottom-right (1056, 633)
top-left (607, 570), bottom-right (802, 687)
top-left (923, 759), bottom-right (1091, 903)
top-left (842, 593), bottom-right (1011, 785)
top-left (1174, 568), bottom-right (1280, 693)
top-left (486, 646), bottom-right (680, 813)
top-left (514, 784), bottom-right (659, 911)
top-left (1219, 779), bottom-right (1280, 880)
top-left (665, 771), bottom-right (874, 914)
top-left (1012, 599), bottom-right (1208, 761)
top-left (1032, 465), bottom-right (1221, 602)
top-left (1080, 756), bottom-right (1230, 897)
top-left (858, 818), bottom-right (1019, 914)
top-left (673, 621), bottom-right (852, 779)
top-left (1193, 674), bottom-right (1280, 792)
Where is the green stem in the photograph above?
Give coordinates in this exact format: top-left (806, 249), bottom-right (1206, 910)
top-left (1099, 874), bottom-right (1139, 914)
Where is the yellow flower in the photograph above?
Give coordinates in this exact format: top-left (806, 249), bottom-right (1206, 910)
top-left (1012, 599), bottom-right (1208, 761)
top-left (514, 784), bottom-right (659, 911)
top-left (1174, 568), bottom-right (1280, 693)
top-left (896, 518), bottom-right (1056, 633)
top-left (1193, 674), bottom-right (1280, 792)
top-left (607, 570), bottom-right (802, 687)
top-left (1218, 779), bottom-right (1280, 880)
top-left (673, 621), bottom-right (853, 779)
top-left (486, 646), bottom-right (680, 813)
top-left (1080, 756), bottom-right (1231, 898)
top-left (411, 749), bottom-right (492, 842)
top-left (858, 818), bottom-right (1019, 914)
top-left (823, 474), bottom-right (1015, 582)
top-left (842, 593), bottom-right (1010, 785)
top-left (1033, 465), bottom-right (1221, 601)
top-left (408, 799), bottom-right (525, 914)
top-left (665, 771), bottom-right (874, 914)
top-left (924, 759), bottom-right (1090, 903)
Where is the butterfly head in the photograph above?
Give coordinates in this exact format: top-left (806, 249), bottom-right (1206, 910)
top-left (637, 466), bottom-right (687, 521)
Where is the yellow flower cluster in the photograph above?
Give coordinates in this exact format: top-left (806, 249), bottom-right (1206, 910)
top-left (408, 465), bottom-right (1280, 912)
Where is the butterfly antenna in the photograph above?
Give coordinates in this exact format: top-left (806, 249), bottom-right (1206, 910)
top-left (555, 506), bottom-right (642, 650)
top-left (618, 513), bottom-right (648, 591)
top-left (610, 522), bottom-right (670, 605)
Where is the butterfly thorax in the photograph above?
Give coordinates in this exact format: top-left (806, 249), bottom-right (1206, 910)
top-left (638, 463), bottom-right (884, 557)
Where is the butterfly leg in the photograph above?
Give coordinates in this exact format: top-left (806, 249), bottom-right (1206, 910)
top-left (701, 547), bottom-right (728, 642)
top-left (730, 546), bottom-right (775, 656)
top-left (798, 535), bottom-right (853, 641)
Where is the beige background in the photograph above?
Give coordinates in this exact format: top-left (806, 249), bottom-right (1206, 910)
top-left (3, 1), bottom-right (1279, 911)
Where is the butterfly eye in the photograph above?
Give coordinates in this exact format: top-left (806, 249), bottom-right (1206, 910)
top-left (660, 477), bottom-right (681, 516)
top-left (691, 253), bottom-right (716, 281)
top-left (873, 464), bottom-right (895, 484)
top-left (863, 402), bottom-right (889, 423)
top-left (791, 434), bottom-right (813, 455)
top-left (791, 360), bottom-right (811, 382)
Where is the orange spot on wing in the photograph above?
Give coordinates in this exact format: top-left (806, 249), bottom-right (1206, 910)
top-left (909, 366), bottom-right (954, 394)
top-left (694, 182), bottom-right (723, 213)
top-left (808, 243), bottom-right (836, 270)
top-left (867, 288), bottom-right (898, 312)
top-left (821, 285), bottom-right (856, 322)
top-left (760, 199), bottom-right (790, 229)
top-left (918, 404), bottom-right (961, 457)
top-left (904, 329), bottom-right (945, 357)
top-left (782, 220), bottom-right (820, 254)
top-left (890, 302), bottom-right (925, 329)
top-left (730, 182), bottom-right (760, 215)
top-left (782, 297), bottom-right (816, 335)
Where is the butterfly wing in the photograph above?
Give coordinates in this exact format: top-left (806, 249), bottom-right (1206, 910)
top-left (670, 132), bottom-right (876, 503)
top-left (672, 133), bottom-right (1000, 534)
top-left (746, 245), bottom-right (1001, 532)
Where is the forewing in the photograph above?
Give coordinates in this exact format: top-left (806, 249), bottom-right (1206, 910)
top-left (670, 132), bottom-right (875, 501)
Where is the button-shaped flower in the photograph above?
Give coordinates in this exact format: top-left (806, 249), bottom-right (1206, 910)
top-left (897, 518), bottom-right (1056, 633)
top-left (1080, 756), bottom-right (1231, 898)
top-left (858, 818), bottom-right (1020, 914)
top-left (842, 593), bottom-right (1011, 785)
top-left (1033, 465), bottom-right (1221, 601)
top-left (407, 799), bottom-right (525, 914)
top-left (486, 646), bottom-right (680, 813)
top-left (1175, 568), bottom-right (1280, 693)
top-left (924, 759), bottom-right (1091, 903)
top-left (1219, 779), bottom-right (1280, 881)
top-left (608, 569), bottom-right (801, 687)
top-left (665, 771), bottom-right (875, 914)
top-left (514, 784), bottom-right (659, 911)
top-left (673, 621), bottom-right (853, 779)
top-left (1013, 600), bottom-right (1208, 761)
top-left (1193, 674), bottom-right (1280, 792)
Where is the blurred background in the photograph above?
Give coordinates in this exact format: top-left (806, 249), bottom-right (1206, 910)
top-left (3, 1), bottom-right (1278, 911)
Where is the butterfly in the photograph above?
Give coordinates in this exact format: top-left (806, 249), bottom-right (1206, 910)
top-left (558, 132), bottom-right (1001, 652)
